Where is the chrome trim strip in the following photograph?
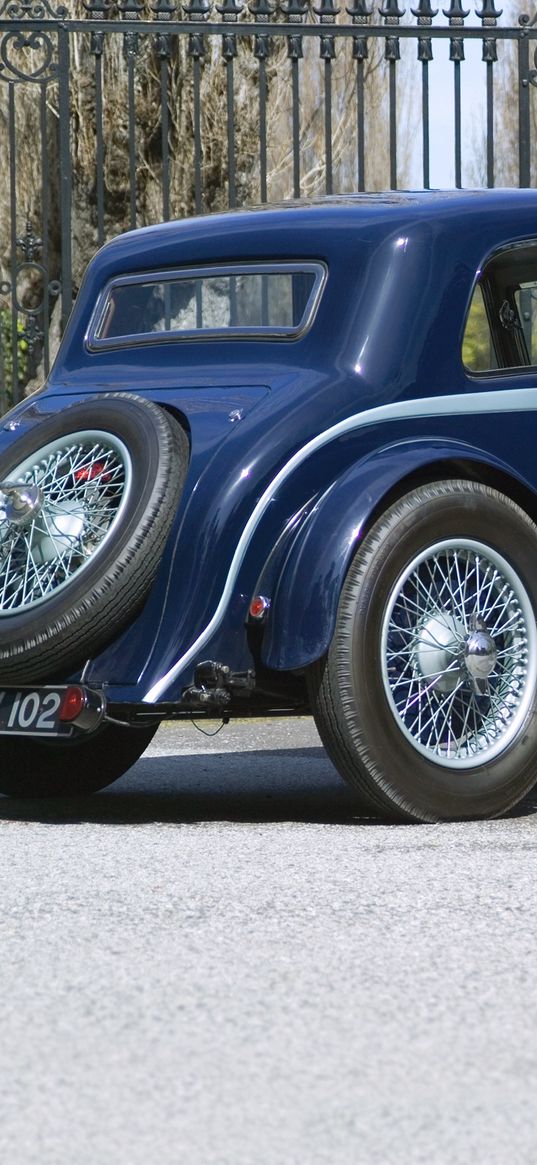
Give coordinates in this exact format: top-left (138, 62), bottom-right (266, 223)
top-left (144, 387), bottom-right (537, 702)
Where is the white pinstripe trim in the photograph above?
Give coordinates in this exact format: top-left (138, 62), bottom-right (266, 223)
top-left (143, 386), bottom-right (537, 702)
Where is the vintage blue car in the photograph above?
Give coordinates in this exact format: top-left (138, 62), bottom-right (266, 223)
top-left (2, 188), bottom-right (537, 822)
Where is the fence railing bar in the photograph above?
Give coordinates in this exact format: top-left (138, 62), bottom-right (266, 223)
top-left (58, 26), bottom-right (72, 328)
top-left (192, 46), bottom-right (203, 214)
top-left (486, 61), bottom-right (493, 187)
top-left (421, 55), bottom-right (430, 189)
top-left (124, 31), bottom-right (138, 229)
top-left (518, 32), bottom-right (531, 187)
top-left (0, 325), bottom-right (6, 415)
top-left (39, 82), bottom-right (50, 378)
top-left (160, 37), bottom-right (171, 221)
top-left (291, 53), bottom-right (301, 199)
top-left (225, 53), bottom-right (237, 208)
top-left (354, 41), bottom-right (366, 192)
top-left (389, 57), bottom-right (397, 190)
top-left (324, 54), bottom-right (333, 195)
top-left (453, 56), bottom-right (462, 188)
top-left (8, 84), bottom-right (17, 408)
top-left (257, 51), bottom-right (268, 203)
top-left (91, 34), bottom-right (105, 246)
top-left (2, 18), bottom-right (535, 41)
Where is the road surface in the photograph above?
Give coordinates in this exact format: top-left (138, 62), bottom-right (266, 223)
top-left (1, 717), bottom-right (536, 1164)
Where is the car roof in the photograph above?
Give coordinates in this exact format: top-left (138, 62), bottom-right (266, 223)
top-left (108, 186), bottom-right (537, 233)
top-left (87, 188), bottom-right (537, 277)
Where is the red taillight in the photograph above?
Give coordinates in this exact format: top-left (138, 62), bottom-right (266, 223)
top-left (74, 462), bottom-right (110, 483)
top-left (249, 594), bottom-right (270, 620)
top-left (59, 685), bottom-right (86, 722)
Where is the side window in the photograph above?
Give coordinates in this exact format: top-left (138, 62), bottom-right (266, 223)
top-left (514, 282), bottom-right (537, 364)
top-left (462, 242), bottom-right (537, 374)
top-left (462, 285), bottom-right (496, 373)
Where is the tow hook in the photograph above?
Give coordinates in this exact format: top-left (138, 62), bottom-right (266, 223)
top-left (181, 660), bottom-right (255, 714)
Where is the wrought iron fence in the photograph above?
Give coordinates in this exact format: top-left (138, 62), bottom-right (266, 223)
top-left (0, 0), bottom-right (537, 407)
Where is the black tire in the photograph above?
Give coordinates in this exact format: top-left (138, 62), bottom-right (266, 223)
top-left (308, 480), bottom-right (537, 823)
top-left (0, 721), bottom-right (158, 798)
top-left (0, 394), bottom-right (188, 683)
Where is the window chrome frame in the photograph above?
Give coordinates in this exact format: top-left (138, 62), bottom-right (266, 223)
top-left (86, 261), bottom-right (328, 351)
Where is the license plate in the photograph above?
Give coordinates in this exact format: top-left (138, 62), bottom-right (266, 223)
top-left (0, 688), bottom-right (74, 737)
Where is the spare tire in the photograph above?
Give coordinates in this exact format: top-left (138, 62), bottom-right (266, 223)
top-left (0, 393), bottom-right (189, 683)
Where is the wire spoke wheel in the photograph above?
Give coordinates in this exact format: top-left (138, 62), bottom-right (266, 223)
top-left (0, 395), bottom-right (189, 684)
top-left (308, 481), bottom-right (537, 822)
top-left (381, 539), bottom-right (537, 768)
top-left (0, 431), bottom-right (131, 614)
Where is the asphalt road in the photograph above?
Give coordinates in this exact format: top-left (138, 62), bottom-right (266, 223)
top-left (1, 716), bottom-right (537, 1165)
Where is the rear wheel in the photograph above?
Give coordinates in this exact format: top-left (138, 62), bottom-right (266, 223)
top-left (0, 721), bottom-right (158, 798)
top-left (308, 480), bottom-right (537, 822)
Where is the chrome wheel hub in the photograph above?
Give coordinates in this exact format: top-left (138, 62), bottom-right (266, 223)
top-left (381, 539), bottom-right (537, 769)
top-left (464, 622), bottom-right (497, 690)
top-left (0, 482), bottom-right (44, 527)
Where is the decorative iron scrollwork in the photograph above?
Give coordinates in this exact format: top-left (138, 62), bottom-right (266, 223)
top-left (314, 0), bottom-right (340, 21)
top-left (379, 0), bottom-right (405, 20)
top-left (222, 31), bottom-right (237, 58)
top-left (217, 0), bottom-right (244, 18)
top-left (347, 0), bottom-right (373, 18)
top-left (0, 221), bottom-right (60, 403)
top-left (352, 36), bottom-right (369, 59)
top-left (0, 0), bottom-right (67, 17)
top-left (82, 1), bottom-right (116, 15)
top-left (0, 30), bottom-right (58, 85)
top-left (476, 0), bottom-right (502, 20)
top-left (187, 30), bottom-right (206, 56)
top-left (251, 0), bottom-right (273, 61)
top-left (13, 221), bottom-right (48, 328)
top-left (443, 0), bottom-right (469, 15)
top-left (280, 0), bottom-right (309, 22)
top-left (150, 0), bottom-right (176, 15)
top-left (118, 0), bottom-right (144, 17)
top-left (249, 0), bottom-right (275, 17)
top-left (482, 36), bottom-right (498, 61)
top-left (15, 221), bottom-right (42, 263)
top-left (123, 28), bottom-right (139, 56)
top-left (412, 0), bottom-right (438, 20)
top-left (385, 35), bottom-right (401, 59)
top-left (287, 34), bottom-right (303, 59)
top-left (182, 0), bottom-right (211, 19)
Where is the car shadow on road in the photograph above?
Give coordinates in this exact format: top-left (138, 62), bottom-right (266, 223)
top-left (2, 745), bottom-right (537, 827)
top-left (0, 745), bottom-right (391, 827)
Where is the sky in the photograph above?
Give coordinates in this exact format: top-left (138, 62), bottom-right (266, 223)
top-left (427, 39), bottom-right (486, 187)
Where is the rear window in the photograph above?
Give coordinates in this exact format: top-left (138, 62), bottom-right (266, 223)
top-left (88, 262), bottom-right (326, 348)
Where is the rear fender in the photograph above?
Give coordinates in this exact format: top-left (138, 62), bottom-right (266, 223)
top-left (261, 439), bottom-right (530, 670)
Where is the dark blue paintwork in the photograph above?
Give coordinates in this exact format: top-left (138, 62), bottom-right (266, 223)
top-left (7, 189), bottom-right (537, 710)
